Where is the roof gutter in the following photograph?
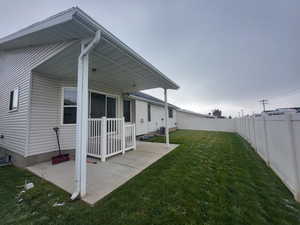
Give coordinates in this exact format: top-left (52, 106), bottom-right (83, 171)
top-left (127, 94), bottom-right (178, 109)
top-left (71, 29), bottom-right (101, 201)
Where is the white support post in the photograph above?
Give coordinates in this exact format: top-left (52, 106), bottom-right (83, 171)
top-left (101, 116), bottom-right (107, 162)
top-left (286, 113), bottom-right (300, 201)
top-left (262, 114), bottom-right (270, 165)
top-left (72, 31), bottom-right (101, 200)
top-left (80, 52), bottom-right (89, 197)
top-left (164, 88), bottom-right (169, 147)
top-left (72, 42), bottom-right (85, 200)
top-left (122, 117), bottom-right (125, 154)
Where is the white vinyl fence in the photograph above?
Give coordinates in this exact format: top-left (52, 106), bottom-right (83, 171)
top-left (177, 109), bottom-right (300, 200)
top-left (177, 111), bottom-right (235, 132)
top-left (235, 113), bottom-right (300, 200)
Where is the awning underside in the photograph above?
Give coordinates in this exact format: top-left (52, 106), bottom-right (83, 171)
top-left (33, 38), bottom-right (177, 93)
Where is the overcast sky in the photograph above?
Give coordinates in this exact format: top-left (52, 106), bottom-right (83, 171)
top-left (1, 0), bottom-right (299, 117)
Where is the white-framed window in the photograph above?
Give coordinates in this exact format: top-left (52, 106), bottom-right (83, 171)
top-left (62, 87), bottom-right (118, 125)
top-left (9, 88), bottom-right (19, 111)
top-left (63, 87), bottom-right (77, 124)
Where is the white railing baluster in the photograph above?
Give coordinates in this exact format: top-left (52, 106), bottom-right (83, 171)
top-left (93, 120), bottom-right (95, 155)
top-left (101, 117), bottom-right (107, 162)
top-left (114, 120), bottom-right (116, 154)
top-left (133, 124), bottom-right (136, 150)
top-left (96, 120), bottom-right (99, 156)
top-left (107, 120), bottom-right (111, 154)
top-left (122, 117), bottom-right (125, 154)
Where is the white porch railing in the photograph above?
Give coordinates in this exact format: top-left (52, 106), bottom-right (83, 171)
top-left (125, 123), bottom-right (136, 151)
top-left (88, 117), bottom-right (136, 161)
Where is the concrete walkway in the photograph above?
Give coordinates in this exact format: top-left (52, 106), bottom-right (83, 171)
top-left (27, 141), bottom-right (178, 205)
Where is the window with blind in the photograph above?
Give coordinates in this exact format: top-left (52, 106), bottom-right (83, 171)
top-left (62, 88), bottom-right (117, 124)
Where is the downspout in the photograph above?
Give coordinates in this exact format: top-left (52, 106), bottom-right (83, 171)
top-left (71, 30), bottom-right (101, 200)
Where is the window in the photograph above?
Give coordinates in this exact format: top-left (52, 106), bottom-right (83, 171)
top-left (168, 108), bottom-right (173, 118)
top-left (62, 88), bottom-right (118, 124)
top-left (147, 103), bottom-right (151, 122)
top-left (123, 100), bottom-right (131, 122)
top-left (63, 88), bottom-right (77, 124)
top-left (9, 88), bottom-right (19, 111)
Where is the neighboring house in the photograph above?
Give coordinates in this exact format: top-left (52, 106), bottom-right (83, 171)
top-left (124, 92), bottom-right (178, 136)
top-left (0, 4), bottom-right (179, 184)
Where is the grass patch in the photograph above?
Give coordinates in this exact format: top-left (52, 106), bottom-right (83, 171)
top-left (1, 130), bottom-right (300, 225)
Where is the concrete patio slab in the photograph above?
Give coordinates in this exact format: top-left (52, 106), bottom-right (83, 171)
top-left (27, 141), bottom-right (178, 205)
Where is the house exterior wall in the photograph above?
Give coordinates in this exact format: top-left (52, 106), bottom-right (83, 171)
top-left (27, 72), bottom-right (124, 156)
top-left (0, 42), bottom-right (70, 160)
top-left (135, 99), bottom-right (177, 136)
top-left (135, 100), bottom-right (148, 135)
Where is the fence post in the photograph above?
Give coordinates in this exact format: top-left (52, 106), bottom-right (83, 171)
top-left (240, 117), bottom-right (243, 136)
top-left (252, 116), bottom-right (257, 151)
top-left (240, 117), bottom-right (242, 135)
top-left (262, 114), bottom-right (270, 166)
top-left (122, 117), bottom-right (125, 155)
top-left (245, 117), bottom-right (248, 140)
top-left (286, 113), bottom-right (300, 201)
top-left (243, 117), bottom-right (245, 137)
top-left (248, 117), bottom-right (251, 142)
top-left (101, 116), bottom-right (107, 162)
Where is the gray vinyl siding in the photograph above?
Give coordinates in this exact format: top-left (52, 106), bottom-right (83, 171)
top-left (27, 73), bottom-right (124, 156)
top-left (0, 42), bottom-right (73, 157)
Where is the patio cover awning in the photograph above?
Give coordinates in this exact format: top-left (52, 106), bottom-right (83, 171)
top-left (0, 7), bottom-right (179, 92)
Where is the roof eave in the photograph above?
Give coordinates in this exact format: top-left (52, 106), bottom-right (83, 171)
top-left (127, 94), bottom-right (178, 109)
top-left (0, 7), bottom-right (180, 90)
top-left (0, 7), bottom-right (76, 47)
top-left (73, 8), bottom-right (180, 90)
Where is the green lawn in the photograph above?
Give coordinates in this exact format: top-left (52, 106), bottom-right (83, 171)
top-left (1, 130), bottom-right (300, 225)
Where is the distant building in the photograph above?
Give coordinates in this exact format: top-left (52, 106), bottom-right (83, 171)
top-left (264, 107), bottom-right (300, 115)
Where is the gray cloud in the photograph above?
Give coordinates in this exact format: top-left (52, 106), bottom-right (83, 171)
top-left (1, 0), bottom-right (299, 116)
